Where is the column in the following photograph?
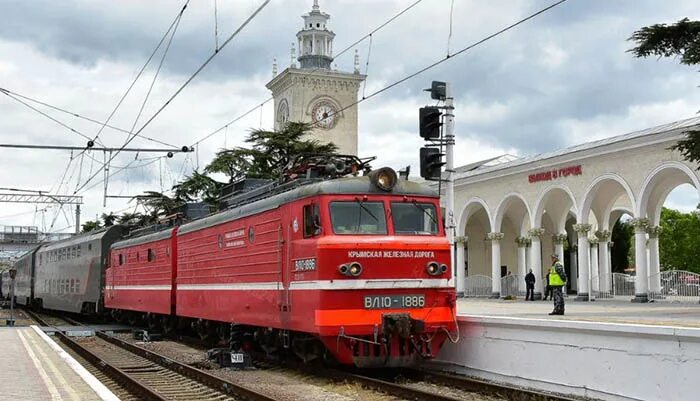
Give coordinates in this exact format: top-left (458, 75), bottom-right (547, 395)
top-left (516, 237), bottom-right (529, 296)
top-left (589, 237), bottom-right (600, 297)
top-left (552, 233), bottom-right (568, 294)
top-left (528, 228), bottom-right (545, 300)
top-left (569, 246), bottom-right (578, 291)
top-left (631, 218), bottom-right (650, 302)
top-left (455, 236), bottom-right (468, 297)
top-left (596, 230), bottom-right (611, 296)
top-left (574, 224), bottom-right (592, 301)
top-left (647, 226), bottom-right (662, 295)
top-left (487, 232), bottom-right (504, 298)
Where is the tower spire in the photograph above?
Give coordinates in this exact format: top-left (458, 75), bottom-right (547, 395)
top-left (313, 0), bottom-right (320, 11)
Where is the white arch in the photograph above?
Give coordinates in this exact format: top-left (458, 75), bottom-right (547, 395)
top-left (637, 161), bottom-right (700, 221)
top-left (493, 192), bottom-right (532, 235)
top-left (457, 197), bottom-right (493, 234)
top-left (532, 183), bottom-right (578, 229)
top-left (578, 173), bottom-right (636, 227)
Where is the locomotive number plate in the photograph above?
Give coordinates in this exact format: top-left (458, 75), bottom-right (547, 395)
top-left (231, 353), bottom-right (245, 364)
top-left (363, 294), bottom-right (425, 309)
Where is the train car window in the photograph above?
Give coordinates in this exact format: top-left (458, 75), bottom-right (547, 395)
top-left (88, 244), bottom-right (92, 251)
top-left (75, 279), bottom-right (80, 293)
top-left (119, 254), bottom-right (124, 266)
top-left (390, 202), bottom-right (439, 235)
top-left (39, 254), bottom-right (42, 265)
top-left (70, 279), bottom-right (75, 293)
top-left (329, 201), bottom-right (387, 235)
top-left (147, 249), bottom-right (155, 262)
top-left (77, 246), bottom-right (81, 258)
top-left (303, 204), bottom-right (322, 237)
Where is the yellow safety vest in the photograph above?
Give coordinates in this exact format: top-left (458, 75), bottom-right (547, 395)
top-left (549, 265), bottom-right (565, 287)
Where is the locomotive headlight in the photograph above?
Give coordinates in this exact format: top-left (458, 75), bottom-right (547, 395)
top-left (348, 262), bottom-right (363, 277)
top-left (368, 167), bottom-right (398, 191)
top-left (426, 261), bottom-right (441, 276)
top-left (338, 264), bottom-right (349, 275)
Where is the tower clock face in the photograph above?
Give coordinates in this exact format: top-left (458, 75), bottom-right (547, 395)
top-left (277, 99), bottom-right (289, 124)
top-left (311, 101), bottom-right (338, 129)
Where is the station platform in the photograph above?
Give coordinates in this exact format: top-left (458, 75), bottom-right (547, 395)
top-left (456, 296), bottom-right (700, 327)
top-left (0, 326), bottom-right (118, 401)
top-left (442, 297), bottom-right (700, 401)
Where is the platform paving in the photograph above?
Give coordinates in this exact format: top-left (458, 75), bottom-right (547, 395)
top-left (0, 326), bottom-right (117, 401)
top-left (457, 297), bottom-right (700, 328)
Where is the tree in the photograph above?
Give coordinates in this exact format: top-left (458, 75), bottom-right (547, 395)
top-left (204, 122), bottom-right (338, 182)
top-left (136, 191), bottom-right (179, 221)
top-left (117, 212), bottom-right (145, 227)
top-left (101, 212), bottom-right (117, 227)
top-left (611, 218), bottom-right (633, 273)
top-left (172, 170), bottom-right (224, 205)
top-left (81, 220), bottom-right (102, 233)
top-left (628, 18), bottom-right (700, 168)
top-left (658, 207), bottom-right (700, 273)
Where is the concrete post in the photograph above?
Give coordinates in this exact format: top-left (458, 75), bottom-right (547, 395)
top-left (589, 237), bottom-right (600, 297)
top-left (455, 236), bottom-right (468, 297)
top-left (574, 224), bottom-right (592, 301)
top-left (488, 232), bottom-right (504, 298)
top-left (631, 218), bottom-right (650, 303)
top-left (516, 237), bottom-right (529, 296)
top-left (528, 228), bottom-right (545, 300)
top-left (647, 226), bottom-right (662, 295)
top-left (569, 248), bottom-right (578, 292)
top-left (596, 230), bottom-right (612, 296)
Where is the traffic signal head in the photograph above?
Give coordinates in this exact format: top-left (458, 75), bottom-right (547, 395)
top-left (419, 107), bottom-right (442, 139)
top-left (430, 81), bottom-right (447, 100)
top-left (420, 147), bottom-right (445, 180)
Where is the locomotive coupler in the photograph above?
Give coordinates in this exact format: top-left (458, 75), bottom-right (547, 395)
top-left (382, 313), bottom-right (425, 339)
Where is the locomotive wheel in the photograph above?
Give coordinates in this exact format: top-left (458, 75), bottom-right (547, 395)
top-left (146, 313), bottom-right (160, 331)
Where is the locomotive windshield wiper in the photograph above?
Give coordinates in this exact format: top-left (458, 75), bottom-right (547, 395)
top-left (354, 198), bottom-right (378, 230)
top-left (412, 200), bottom-right (438, 227)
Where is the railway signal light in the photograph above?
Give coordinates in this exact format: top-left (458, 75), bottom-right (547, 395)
top-left (419, 107), bottom-right (442, 139)
top-left (419, 147), bottom-right (444, 181)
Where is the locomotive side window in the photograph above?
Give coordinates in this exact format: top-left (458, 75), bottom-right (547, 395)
top-left (119, 254), bottom-right (124, 266)
top-left (147, 249), bottom-right (155, 262)
top-left (330, 201), bottom-right (387, 235)
top-left (303, 204), bottom-right (322, 237)
top-left (391, 202), bottom-right (439, 235)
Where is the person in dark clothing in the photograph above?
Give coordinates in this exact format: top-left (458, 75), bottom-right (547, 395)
top-left (543, 271), bottom-right (552, 301)
top-left (548, 255), bottom-right (567, 315)
top-left (524, 269), bottom-right (536, 301)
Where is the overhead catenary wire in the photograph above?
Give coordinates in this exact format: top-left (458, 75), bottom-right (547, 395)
top-left (311, 0), bottom-right (569, 129)
top-left (190, 0), bottom-right (425, 147)
top-left (0, 87), bottom-right (179, 149)
top-left (87, 1), bottom-right (191, 150)
top-left (74, 0), bottom-right (271, 196)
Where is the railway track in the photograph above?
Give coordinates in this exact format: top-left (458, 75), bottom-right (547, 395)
top-left (24, 309), bottom-right (276, 401)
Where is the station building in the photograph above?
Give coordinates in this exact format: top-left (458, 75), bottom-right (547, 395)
top-left (450, 116), bottom-right (700, 302)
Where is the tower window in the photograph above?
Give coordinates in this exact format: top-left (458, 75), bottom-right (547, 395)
top-left (316, 23), bottom-right (320, 28)
top-left (309, 23), bottom-right (312, 28)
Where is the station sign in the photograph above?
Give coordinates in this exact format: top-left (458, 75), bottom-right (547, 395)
top-left (528, 165), bottom-right (582, 184)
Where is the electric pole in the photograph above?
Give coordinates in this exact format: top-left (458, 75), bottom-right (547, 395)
top-left (419, 81), bottom-right (456, 289)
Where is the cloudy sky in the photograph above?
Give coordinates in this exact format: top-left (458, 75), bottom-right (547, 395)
top-left (0, 0), bottom-right (698, 234)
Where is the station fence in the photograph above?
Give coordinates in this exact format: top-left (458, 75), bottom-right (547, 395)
top-left (649, 270), bottom-right (700, 303)
top-left (500, 275), bottom-right (520, 298)
top-left (464, 275), bottom-right (492, 298)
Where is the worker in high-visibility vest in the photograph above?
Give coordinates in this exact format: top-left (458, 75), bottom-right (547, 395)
top-left (548, 254), bottom-right (567, 315)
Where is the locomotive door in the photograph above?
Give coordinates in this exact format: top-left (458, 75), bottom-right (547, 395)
top-left (279, 221), bottom-right (292, 320)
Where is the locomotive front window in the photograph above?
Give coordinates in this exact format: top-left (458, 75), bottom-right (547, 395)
top-left (391, 202), bottom-right (439, 235)
top-left (330, 201), bottom-right (387, 235)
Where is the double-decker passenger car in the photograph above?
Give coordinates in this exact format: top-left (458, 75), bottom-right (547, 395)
top-left (32, 226), bottom-right (124, 313)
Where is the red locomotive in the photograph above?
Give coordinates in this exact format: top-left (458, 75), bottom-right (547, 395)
top-left (12, 158), bottom-right (458, 367)
top-left (106, 162), bottom-right (457, 366)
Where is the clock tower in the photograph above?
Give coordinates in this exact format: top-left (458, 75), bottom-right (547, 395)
top-left (266, 0), bottom-right (366, 156)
